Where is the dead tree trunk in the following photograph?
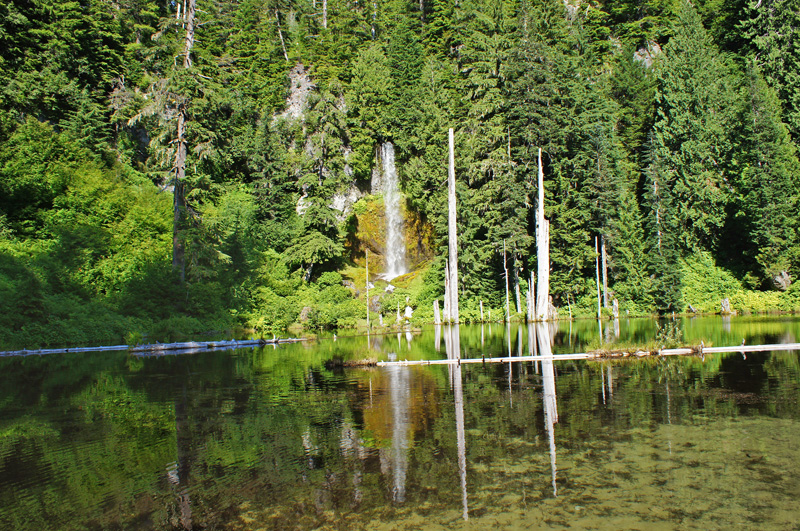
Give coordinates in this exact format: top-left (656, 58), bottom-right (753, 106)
top-left (173, 127), bottom-right (186, 283)
top-left (514, 258), bottom-right (522, 315)
top-left (535, 149), bottom-right (550, 321)
top-left (276, 11), bottom-right (289, 62)
top-left (172, 0), bottom-right (196, 283)
top-left (444, 259), bottom-right (450, 323)
top-left (183, 0), bottom-right (195, 67)
top-left (595, 236), bottom-right (602, 321)
top-left (448, 128), bottom-right (459, 323)
top-left (503, 240), bottom-right (511, 322)
top-left (528, 271), bottom-right (535, 322)
top-left (601, 235), bottom-right (609, 308)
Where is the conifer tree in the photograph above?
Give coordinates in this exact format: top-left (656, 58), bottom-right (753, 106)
top-left (739, 0), bottom-right (800, 145)
top-left (732, 63), bottom-right (800, 287)
top-left (645, 0), bottom-right (743, 310)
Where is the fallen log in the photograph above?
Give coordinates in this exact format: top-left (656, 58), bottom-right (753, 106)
top-left (0, 344), bottom-right (131, 357)
top-left (0, 337), bottom-right (308, 357)
top-left (325, 358), bottom-right (378, 369)
top-left (130, 337), bottom-right (306, 353)
top-left (376, 342), bottom-right (800, 367)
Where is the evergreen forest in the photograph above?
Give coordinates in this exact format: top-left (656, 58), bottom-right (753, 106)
top-left (2, 0), bottom-right (800, 348)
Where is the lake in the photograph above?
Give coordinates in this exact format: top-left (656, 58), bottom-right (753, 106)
top-left (1, 316), bottom-right (799, 529)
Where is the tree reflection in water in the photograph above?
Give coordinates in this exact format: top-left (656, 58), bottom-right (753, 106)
top-left (538, 323), bottom-right (559, 498)
top-left (445, 324), bottom-right (469, 521)
top-left (4, 317), bottom-right (800, 529)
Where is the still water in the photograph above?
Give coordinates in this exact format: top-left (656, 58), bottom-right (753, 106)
top-left (1, 316), bottom-right (799, 530)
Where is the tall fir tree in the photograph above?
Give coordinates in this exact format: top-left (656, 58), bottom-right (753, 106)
top-left (645, 0), bottom-right (743, 310)
top-left (739, 0), bottom-right (800, 146)
top-left (730, 62), bottom-right (800, 287)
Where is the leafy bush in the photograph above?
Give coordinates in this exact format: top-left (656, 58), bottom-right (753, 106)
top-left (681, 252), bottom-right (743, 312)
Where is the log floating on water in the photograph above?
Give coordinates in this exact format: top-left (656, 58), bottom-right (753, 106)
top-left (0, 337), bottom-right (307, 357)
top-left (0, 344), bottom-right (131, 357)
top-left (131, 337), bottom-right (306, 353)
top-left (325, 358), bottom-right (378, 369)
top-left (376, 342), bottom-right (800, 367)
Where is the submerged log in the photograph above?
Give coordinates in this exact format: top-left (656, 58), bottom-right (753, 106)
top-left (326, 358), bottom-right (378, 369)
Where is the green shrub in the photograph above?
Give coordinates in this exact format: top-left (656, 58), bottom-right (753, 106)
top-left (681, 252), bottom-right (743, 312)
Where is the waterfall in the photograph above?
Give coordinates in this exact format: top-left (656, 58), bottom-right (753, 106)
top-left (380, 142), bottom-right (407, 280)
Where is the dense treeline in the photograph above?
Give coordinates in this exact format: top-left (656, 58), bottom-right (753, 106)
top-left (1, 0), bottom-right (800, 346)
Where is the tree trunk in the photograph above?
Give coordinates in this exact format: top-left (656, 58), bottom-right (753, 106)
top-left (601, 235), bottom-right (609, 308)
top-left (535, 148), bottom-right (550, 321)
top-left (183, 0), bottom-right (195, 67)
top-left (322, 0), bottom-right (328, 29)
top-left (172, 0), bottom-right (196, 283)
top-left (172, 124), bottom-right (186, 283)
top-left (503, 240), bottom-right (510, 322)
top-left (443, 259), bottom-right (450, 323)
top-left (448, 128), bottom-right (459, 323)
top-left (595, 236), bottom-right (602, 321)
top-left (371, 2), bottom-right (377, 39)
top-left (528, 271), bottom-right (535, 322)
top-left (514, 258), bottom-right (522, 315)
top-left (276, 11), bottom-right (289, 62)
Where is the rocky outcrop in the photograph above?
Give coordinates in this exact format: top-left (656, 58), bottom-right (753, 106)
top-left (634, 42), bottom-right (662, 69)
top-left (330, 184), bottom-right (364, 222)
top-left (773, 270), bottom-right (792, 291)
top-left (280, 63), bottom-right (315, 121)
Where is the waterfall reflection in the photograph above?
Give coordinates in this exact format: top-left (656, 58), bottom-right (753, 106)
top-left (383, 362), bottom-right (411, 504)
top-left (537, 323), bottom-right (559, 498)
top-left (341, 422), bottom-right (365, 505)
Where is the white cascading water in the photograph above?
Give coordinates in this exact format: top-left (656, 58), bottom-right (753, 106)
top-left (389, 364), bottom-right (410, 503)
top-left (380, 142), bottom-right (408, 280)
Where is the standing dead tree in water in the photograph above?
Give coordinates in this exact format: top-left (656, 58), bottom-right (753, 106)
top-left (503, 240), bottom-right (511, 322)
top-left (447, 128), bottom-right (460, 323)
top-left (535, 148), bottom-right (551, 321)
